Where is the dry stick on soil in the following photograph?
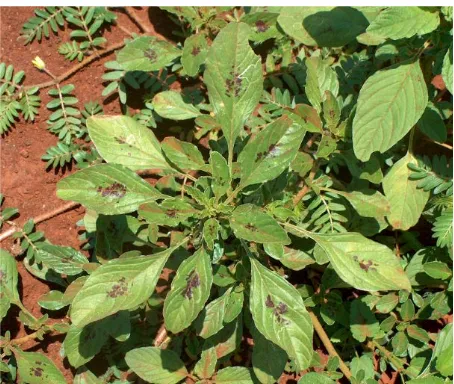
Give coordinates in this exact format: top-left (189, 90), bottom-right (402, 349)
top-left (0, 202), bottom-right (80, 242)
top-left (25, 40), bottom-right (127, 91)
top-left (308, 309), bottom-right (352, 380)
top-left (124, 6), bottom-right (152, 33)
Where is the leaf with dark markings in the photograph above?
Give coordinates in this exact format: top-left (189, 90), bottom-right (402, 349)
top-left (164, 248), bottom-right (212, 333)
top-left (57, 163), bottom-right (165, 215)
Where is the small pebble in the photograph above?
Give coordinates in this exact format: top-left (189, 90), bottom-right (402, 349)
top-left (19, 149), bottom-right (29, 158)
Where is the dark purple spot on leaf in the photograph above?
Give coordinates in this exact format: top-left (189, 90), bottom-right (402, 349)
top-left (255, 20), bottom-right (269, 33)
top-left (97, 182), bottom-right (127, 199)
top-left (145, 48), bottom-right (157, 61)
top-left (225, 71), bottom-right (243, 97)
top-left (191, 46), bottom-right (201, 56)
top-left (183, 270), bottom-right (200, 299)
top-left (353, 256), bottom-right (377, 272)
top-left (265, 294), bottom-right (275, 308)
top-left (275, 302), bottom-right (288, 315)
top-left (167, 209), bottom-right (177, 218)
top-left (115, 136), bottom-right (126, 144)
top-left (245, 223), bottom-right (257, 232)
top-left (107, 277), bottom-right (128, 298)
top-left (30, 367), bottom-right (44, 377)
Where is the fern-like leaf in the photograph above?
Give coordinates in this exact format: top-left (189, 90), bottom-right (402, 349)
top-left (408, 155), bottom-right (453, 196)
top-left (433, 208), bottom-right (453, 248)
top-left (300, 192), bottom-right (348, 234)
top-left (41, 142), bottom-right (84, 170)
top-left (0, 100), bottom-right (21, 134)
top-left (58, 41), bottom-right (87, 62)
top-left (19, 87), bottom-right (41, 121)
top-left (0, 63), bottom-right (41, 131)
top-left (46, 84), bottom-right (83, 143)
top-left (102, 60), bottom-right (176, 105)
top-left (20, 7), bottom-right (66, 45)
top-left (81, 101), bottom-right (103, 124)
top-left (63, 7), bottom-right (115, 50)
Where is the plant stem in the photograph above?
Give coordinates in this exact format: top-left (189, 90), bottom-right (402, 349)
top-left (292, 162), bottom-right (318, 206)
top-left (308, 309), bottom-right (352, 380)
top-left (0, 201), bottom-right (80, 242)
top-left (422, 137), bottom-right (453, 150)
top-left (366, 340), bottom-right (406, 370)
top-left (124, 7), bottom-right (151, 33)
top-left (26, 40), bottom-right (127, 90)
top-left (154, 324), bottom-right (168, 347)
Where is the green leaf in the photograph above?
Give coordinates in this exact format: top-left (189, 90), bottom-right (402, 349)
top-left (164, 248), bottom-right (213, 333)
top-left (400, 299), bottom-right (415, 321)
top-left (305, 56), bottom-right (339, 112)
top-left (264, 244), bottom-right (315, 271)
top-left (353, 61), bottom-right (428, 161)
top-left (417, 103), bottom-right (447, 143)
top-left (206, 313), bottom-right (243, 360)
top-left (116, 36), bottom-right (181, 71)
top-left (436, 342), bottom-right (453, 377)
top-left (37, 244), bottom-right (88, 276)
top-left (125, 347), bottom-right (188, 384)
top-left (139, 198), bottom-right (199, 227)
top-left (205, 22), bottom-right (263, 160)
top-left (242, 12), bottom-right (281, 43)
top-left (366, 7), bottom-right (440, 40)
top-left (423, 261), bottom-right (452, 280)
top-left (38, 290), bottom-right (67, 311)
top-left (428, 323), bottom-right (453, 376)
top-left (286, 104), bottom-right (323, 133)
top-left (57, 163), bottom-right (165, 215)
top-left (442, 44), bottom-right (453, 95)
top-left (0, 249), bottom-right (19, 320)
top-left (322, 90), bottom-right (341, 132)
top-left (383, 153), bottom-right (430, 230)
top-left (87, 115), bottom-right (171, 171)
top-left (152, 91), bottom-right (201, 120)
top-left (433, 208), bottom-right (453, 249)
top-left (406, 324), bottom-right (430, 343)
top-left (161, 136), bottom-right (205, 170)
top-left (70, 246), bottom-right (178, 327)
top-left (181, 34), bottom-right (208, 77)
top-left (73, 368), bottom-right (101, 384)
top-left (287, 224), bottom-right (411, 291)
top-left (15, 350), bottom-right (66, 384)
top-left (203, 218), bottom-right (220, 250)
top-left (210, 152), bottom-right (231, 199)
top-left (64, 322), bottom-right (109, 368)
top-left (376, 292), bottom-right (398, 313)
top-left (230, 204), bottom-right (290, 244)
top-left (224, 288), bottom-right (244, 323)
top-left (407, 378), bottom-right (446, 384)
top-left (251, 327), bottom-right (287, 384)
top-left (277, 7), bottom-right (369, 47)
top-left (238, 115), bottom-right (306, 188)
top-left (350, 298), bottom-right (380, 342)
top-left (195, 288), bottom-right (231, 339)
top-left (392, 331), bottom-right (409, 356)
top-left (193, 347), bottom-right (217, 379)
top-left (249, 257), bottom-right (313, 370)
top-left (334, 190), bottom-right (390, 218)
top-left (214, 367), bottom-right (254, 384)
top-left (298, 372), bottom-right (336, 384)
top-left (316, 136), bottom-right (337, 159)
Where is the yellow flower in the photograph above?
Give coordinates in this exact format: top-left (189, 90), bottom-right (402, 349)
top-left (32, 56), bottom-right (45, 70)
